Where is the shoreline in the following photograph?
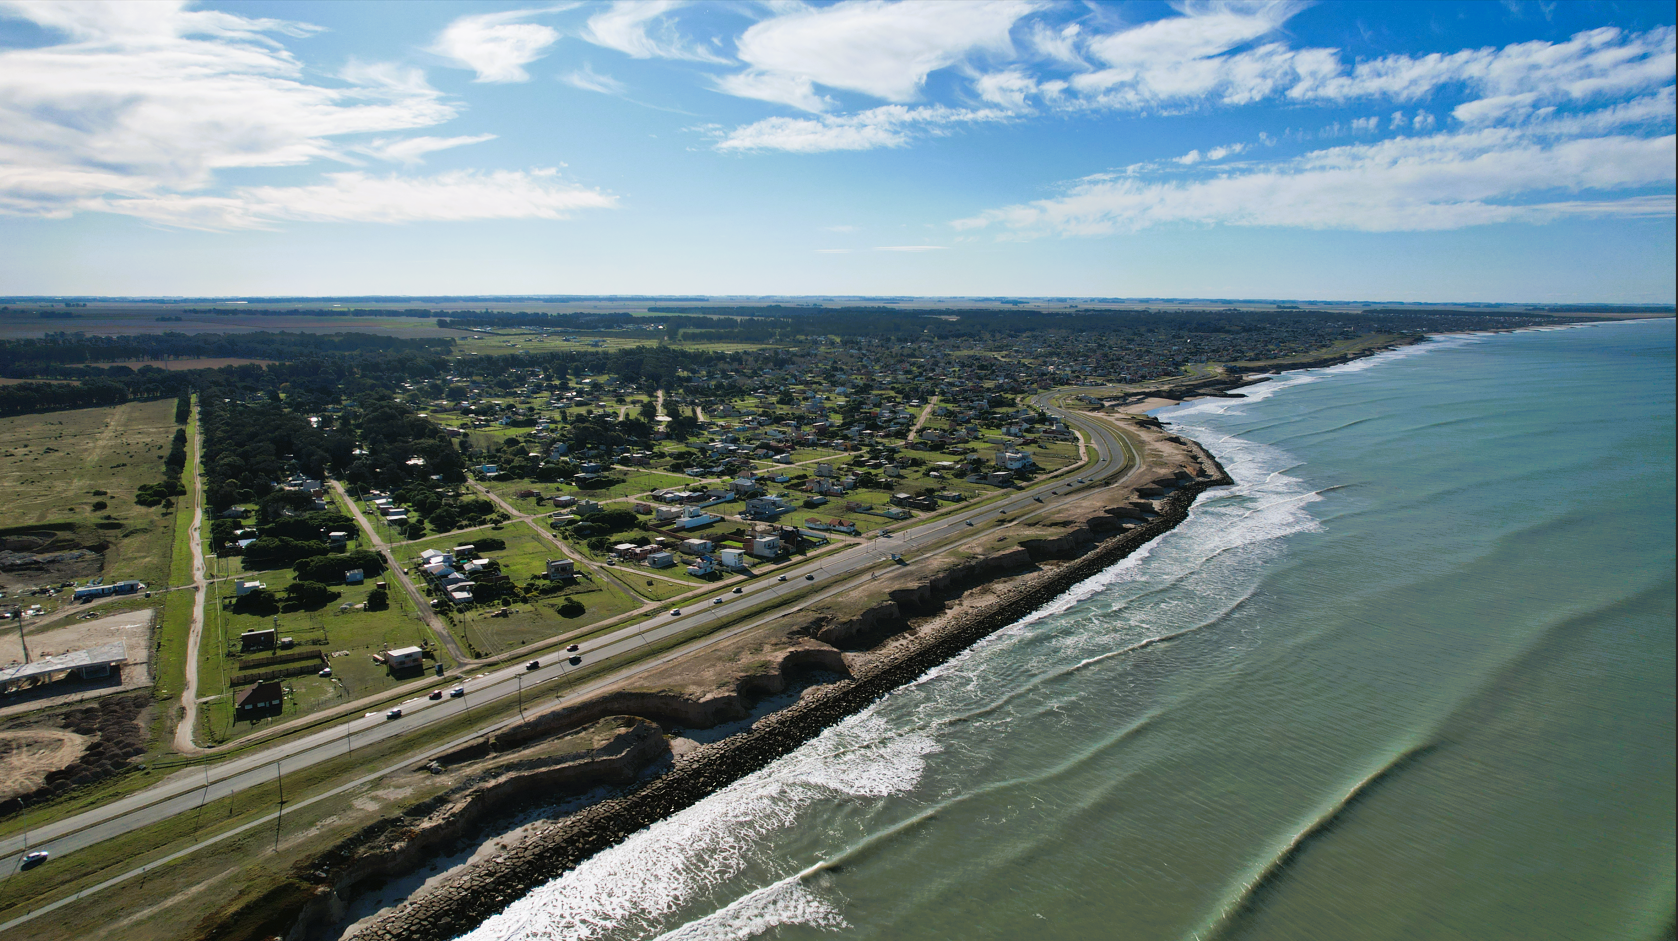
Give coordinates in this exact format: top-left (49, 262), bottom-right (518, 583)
top-left (271, 331), bottom-right (1493, 941)
top-left (331, 461), bottom-right (1235, 941)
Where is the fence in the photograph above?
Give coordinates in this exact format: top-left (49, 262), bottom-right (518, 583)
top-left (236, 649), bottom-right (326, 670)
top-left (231, 660), bottom-right (327, 687)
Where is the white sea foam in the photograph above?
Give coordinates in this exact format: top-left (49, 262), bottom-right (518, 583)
top-left (457, 715), bottom-right (935, 941)
top-left (460, 396), bottom-right (1335, 941)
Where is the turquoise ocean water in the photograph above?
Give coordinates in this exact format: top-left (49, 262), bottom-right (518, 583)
top-left (458, 320), bottom-right (1676, 941)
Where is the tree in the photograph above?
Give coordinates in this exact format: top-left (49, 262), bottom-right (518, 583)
top-left (366, 586), bottom-right (389, 610)
top-left (558, 598), bottom-right (585, 618)
top-left (283, 580), bottom-right (335, 607)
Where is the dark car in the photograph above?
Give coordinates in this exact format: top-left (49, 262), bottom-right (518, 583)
top-left (568, 655), bottom-right (582, 665)
top-left (428, 690), bottom-right (443, 700)
top-left (567, 644), bottom-right (580, 652)
top-left (805, 573), bottom-right (815, 580)
top-left (732, 586), bottom-right (743, 593)
top-left (526, 660), bottom-right (540, 670)
top-left (449, 686), bottom-right (465, 698)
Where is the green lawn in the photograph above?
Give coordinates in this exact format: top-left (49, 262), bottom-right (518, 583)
top-left (197, 567), bottom-right (446, 743)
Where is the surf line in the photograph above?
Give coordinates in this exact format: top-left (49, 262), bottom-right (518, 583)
top-left (346, 472), bottom-right (1243, 941)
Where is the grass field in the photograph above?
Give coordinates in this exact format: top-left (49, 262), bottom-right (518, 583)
top-left (196, 565), bottom-right (447, 743)
top-left (0, 399), bottom-right (185, 602)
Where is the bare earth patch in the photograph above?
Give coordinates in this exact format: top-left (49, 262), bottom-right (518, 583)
top-left (0, 728), bottom-right (87, 799)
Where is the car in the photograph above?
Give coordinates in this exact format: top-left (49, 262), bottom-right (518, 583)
top-left (428, 690), bottom-right (443, 700)
top-left (670, 608), bottom-right (682, 616)
top-left (880, 529), bottom-right (891, 537)
top-left (449, 686), bottom-right (465, 698)
top-left (1033, 496), bottom-right (1043, 503)
top-left (777, 575), bottom-right (787, 581)
top-left (732, 586), bottom-right (743, 594)
top-left (965, 520), bottom-right (974, 526)
top-left (21, 850), bottom-right (48, 868)
top-left (567, 643), bottom-right (580, 652)
top-left (568, 655), bottom-right (582, 665)
top-left (805, 573), bottom-right (816, 580)
top-left (319, 667), bottom-right (334, 678)
top-left (713, 596), bottom-right (725, 604)
top-left (386, 708), bottom-right (402, 720)
top-left (526, 659), bottom-right (540, 670)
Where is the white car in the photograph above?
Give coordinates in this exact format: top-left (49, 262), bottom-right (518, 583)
top-left (21, 850), bottom-right (49, 868)
top-left (670, 608), bottom-right (682, 616)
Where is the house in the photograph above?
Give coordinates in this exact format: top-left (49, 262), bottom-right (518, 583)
top-left (218, 507), bottom-right (250, 519)
top-left (344, 568), bottom-right (364, 585)
top-left (235, 579), bottom-right (266, 596)
top-left (237, 681), bottom-right (284, 716)
top-left (72, 584), bottom-right (117, 602)
top-left (545, 558), bottom-right (575, 579)
top-left (681, 538), bottom-right (714, 554)
top-left (718, 548), bottom-right (748, 571)
top-left (686, 554), bottom-right (714, 576)
top-left (326, 531), bottom-right (350, 545)
top-left (647, 551), bottom-right (676, 568)
top-left (995, 450), bottom-right (1034, 470)
top-left (385, 646), bottom-right (425, 670)
top-left (745, 534), bottom-right (782, 559)
top-left (239, 628), bottom-right (277, 652)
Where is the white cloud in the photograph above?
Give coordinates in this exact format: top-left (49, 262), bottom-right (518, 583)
top-left (714, 69), bottom-right (831, 112)
top-left (88, 168), bottom-right (616, 229)
top-left (0, 1), bottom-right (458, 217)
top-left (956, 129), bottom-right (1676, 235)
top-left (351, 134), bottom-right (497, 166)
top-left (432, 7), bottom-right (565, 83)
top-left (975, 69), bottom-right (1037, 110)
top-left (713, 104), bottom-right (1009, 153)
top-left (724, 0), bottom-right (1035, 109)
top-left (1175, 142), bottom-right (1247, 164)
top-left (583, 0), bottom-right (727, 63)
top-left (1351, 116), bottom-right (1380, 133)
top-left (561, 64), bottom-right (628, 96)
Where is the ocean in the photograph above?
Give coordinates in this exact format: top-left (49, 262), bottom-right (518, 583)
top-left (456, 319), bottom-right (1676, 941)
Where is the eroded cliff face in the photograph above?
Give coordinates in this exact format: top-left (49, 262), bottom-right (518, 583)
top-left (254, 413), bottom-right (1236, 941)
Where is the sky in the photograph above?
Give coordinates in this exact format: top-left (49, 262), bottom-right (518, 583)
top-left (0, 0), bottom-right (1673, 302)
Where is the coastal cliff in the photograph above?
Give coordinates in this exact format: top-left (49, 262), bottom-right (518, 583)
top-left (318, 436), bottom-right (1234, 941)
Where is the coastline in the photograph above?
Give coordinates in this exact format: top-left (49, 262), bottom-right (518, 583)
top-left (325, 460), bottom-right (1235, 941)
top-left (252, 332), bottom-right (1497, 941)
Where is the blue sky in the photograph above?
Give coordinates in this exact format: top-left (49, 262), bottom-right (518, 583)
top-left (0, 0), bottom-right (1672, 302)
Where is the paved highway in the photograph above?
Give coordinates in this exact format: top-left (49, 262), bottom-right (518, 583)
top-left (0, 400), bottom-right (1143, 892)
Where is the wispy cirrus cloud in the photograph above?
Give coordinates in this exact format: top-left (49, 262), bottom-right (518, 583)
top-left (720, 0), bottom-right (1036, 111)
top-left (583, 0), bottom-right (727, 63)
top-left (90, 168), bottom-right (616, 230)
top-left (561, 63), bottom-right (628, 96)
top-left (351, 134), bottom-right (497, 166)
top-left (432, 6), bottom-right (572, 83)
top-left (0, 1), bottom-right (614, 228)
top-left (713, 104), bottom-right (1010, 153)
top-left (956, 126), bottom-right (1676, 236)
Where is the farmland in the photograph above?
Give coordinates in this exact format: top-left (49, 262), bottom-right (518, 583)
top-left (0, 399), bottom-right (185, 603)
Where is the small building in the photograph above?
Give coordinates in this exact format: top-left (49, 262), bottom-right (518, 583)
top-left (326, 531), bottom-right (350, 544)
top-left (344, 568), bottom-right (364, 585)
top-left (72, 584), bottom-right (117, 602)
top-left (745, 534), bottom-right (782, 559)
top-left (545, 558), bottom-right (575, 579)
top-left (385, 646), bottom-right (425, 670)
top-left (718, 548), bottom-right (748, 571)
top-left (647, 551), bottom-right (676, 568)
top-left (452, 544), bottom-right (476, 557)
top-left (681, 538), bottom-right (714, 554)
top-left (687, 555), bottom-right (715, 576)
top-left (235, 579), bottom-right (266, 596)
top-left (237, 680), bottom-right (284, 716)
top-left (239, 628), bottom-right (277, 652)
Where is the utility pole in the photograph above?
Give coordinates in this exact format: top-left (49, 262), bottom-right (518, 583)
top-left (515, 672), bottom-right (526, 722)
top-left (13, 611), bottom-right (26, 664)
